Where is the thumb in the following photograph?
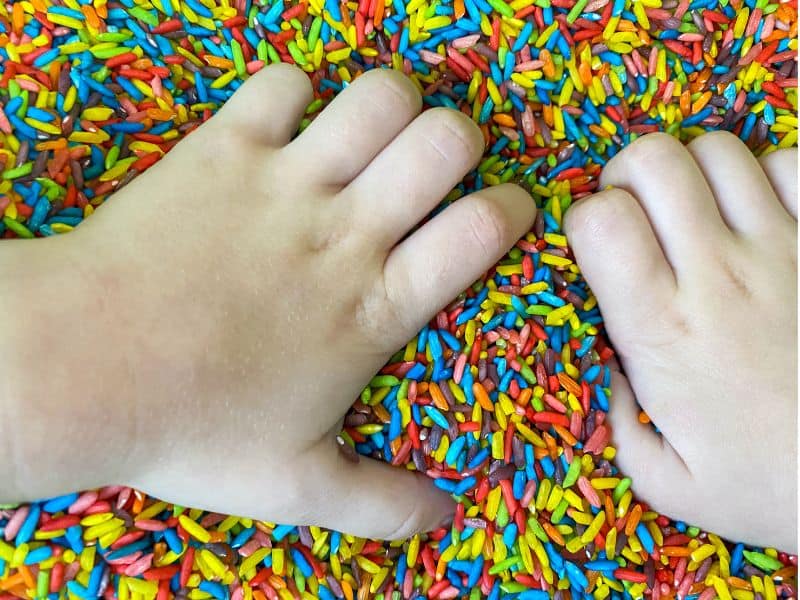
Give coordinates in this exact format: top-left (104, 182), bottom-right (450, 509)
top-left (299, 439), bottom-right (455, 540)
top-left (607, 369), bottom-right (694, 516)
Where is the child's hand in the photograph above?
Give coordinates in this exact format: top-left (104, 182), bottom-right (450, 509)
top-left (1, 64), bottom-right (535, 540)
top-left (564, 132), bottom-right (797, 551)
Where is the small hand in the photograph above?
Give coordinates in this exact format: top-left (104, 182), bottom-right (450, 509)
top-left (565, 132), bottom-right (797, 551)
top-left (48, 65), bottom-right (536, 539)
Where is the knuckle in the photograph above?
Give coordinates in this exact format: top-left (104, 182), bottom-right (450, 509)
top-left (196, 123), bottom-right (250, 165)
top-left (423, 108), bottom-right (483, 162)
top-left (358, 70), bottom-right (422, 118)
top-left (608, 132), bottom-right (682, 178)
top-left (353, 277), bottom-right (411, 349)
top-left (353, 289), bottom-right (383, 332)
top-left (430, 105), bottom-right (473, 129)
top-left (374, 71), bottom-right (422, 108)
top-left (565, 190), bottom-right (634, 244)
top-left (467, 198), bottom-right (507, 258)
top-left (382, 499), bottom-right (427, 540)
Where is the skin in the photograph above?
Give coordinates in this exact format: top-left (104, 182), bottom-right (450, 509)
top-left (0, 65), bottom-right (536, 540)
top-left (0, 64), bottom-right (795, 549)
top-left (564, 131), bottom-right (798, 552)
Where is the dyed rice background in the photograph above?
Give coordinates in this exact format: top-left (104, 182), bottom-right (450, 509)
top-left (0, 0), bottom-right (797, 598)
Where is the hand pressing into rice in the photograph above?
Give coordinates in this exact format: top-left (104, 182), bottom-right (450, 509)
top-left (564, 132), bottom-right (797, 552)
top-left (0, 65), bottom-right (536, 540)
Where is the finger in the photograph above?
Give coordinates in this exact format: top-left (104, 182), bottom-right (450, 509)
top-left (759, 148), bottom-right (798, 219)
top-left (215, 63), bottom-right (313, 146)
top-left (301, 442), bottom-right (454, 540)
top-left (563, 188), bottom-right (677, 341)
top-left (600, 133), bottom-right (728, 273)
top-left (612, 365), bottom-right (796, 551)
top-left (381, 184), bottom-right (535, 345)
top-left (345, 108), bottom-right (484, 248)
top-left (687, 131), bottom-right (791, 235)
top-left (606, 370), bottom-right (693, 516)
top-left (284, 69), bottom-right (422, 186)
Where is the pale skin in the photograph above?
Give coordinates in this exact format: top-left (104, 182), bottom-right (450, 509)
top-left (0, 64), bottom-right (795, 550)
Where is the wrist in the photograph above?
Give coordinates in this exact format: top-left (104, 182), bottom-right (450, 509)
top-left (0, 234), bottom-right (133, 501)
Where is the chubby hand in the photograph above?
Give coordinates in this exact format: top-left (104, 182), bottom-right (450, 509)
top-left (565, 132), bottom-right (797, 551)
top-left (3, 64), bottom-right (535, 540)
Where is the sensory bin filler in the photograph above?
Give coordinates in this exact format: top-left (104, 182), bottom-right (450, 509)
top-left (0, 0), bottom-right (797, 598)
